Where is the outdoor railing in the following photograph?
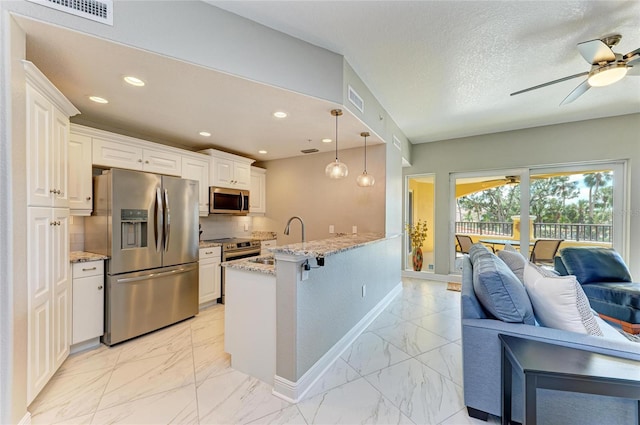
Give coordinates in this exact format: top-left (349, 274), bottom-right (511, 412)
top-left (455, 221), bottom-right (513, 236)
top-left (533, 223), bottom-right (611, 243)
top-left (455, 221), bottom-right (612, 243)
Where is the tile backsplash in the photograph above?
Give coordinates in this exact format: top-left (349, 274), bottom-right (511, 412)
top-left (199, 215), bottom-right (253, 240)
top-left (69, 216), bottom-right (85, 252)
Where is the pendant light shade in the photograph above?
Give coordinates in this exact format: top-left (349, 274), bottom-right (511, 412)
top-left (325, 109), bottom-right (348, 179)
top-left (356, 131), bottom-right (375, 187)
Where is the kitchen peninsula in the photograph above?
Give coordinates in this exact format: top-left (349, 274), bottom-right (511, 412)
top-left (223, 233), bottom-right (402, 402)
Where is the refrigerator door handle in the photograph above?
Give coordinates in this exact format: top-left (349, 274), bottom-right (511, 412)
top-left (155, 187), bottom-right (163, 252)
top-left (115, 267), bottom-right (189, 283)
top-left (163, 188), bottom-right (171, 252)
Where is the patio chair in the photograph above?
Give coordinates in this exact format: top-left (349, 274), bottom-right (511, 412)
top-left (529, 239), bottom-right (564, 265)
top-left (455, 234), bottom-right (474, 255)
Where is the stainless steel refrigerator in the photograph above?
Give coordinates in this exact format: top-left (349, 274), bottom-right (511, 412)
top-left (86, 168), bottom-right (199, 345)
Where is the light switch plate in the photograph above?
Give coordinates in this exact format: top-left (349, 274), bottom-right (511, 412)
top-left (329, 225), bottom-right (335, 233)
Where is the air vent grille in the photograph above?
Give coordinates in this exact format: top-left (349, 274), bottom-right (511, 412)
top-left (348, 85), bottom-right (364, 113)
top-left (26, 0), bottom-right (113, 25)
top-left (393, 135), bottom-right (402, 151)
top-left (301, 148), bottom-right (319, 154)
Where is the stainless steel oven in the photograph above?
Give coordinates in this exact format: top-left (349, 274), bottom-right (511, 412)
top-left (205, 238), bottom-right (261, 303)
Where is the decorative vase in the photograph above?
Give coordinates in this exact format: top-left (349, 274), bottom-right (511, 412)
top-left (412, 247), bottom-right (423, 271)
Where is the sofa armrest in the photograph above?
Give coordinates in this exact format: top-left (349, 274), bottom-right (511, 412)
top-left (462, 317), bottom-right (640, 419)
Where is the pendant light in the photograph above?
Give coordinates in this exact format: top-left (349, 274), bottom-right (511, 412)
top-left (356, 132), bottom-right (375, 187)
top-left (325, 109), bottom-right (348, 179)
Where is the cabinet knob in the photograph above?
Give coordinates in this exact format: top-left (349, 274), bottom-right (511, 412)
top-left (145, 160), bottom-right (149, 164)
top-left (50, 189), bottom-right (56, 194)
top-left (56, 221), bottom-right (61, 226)
top-left (138, 159), bottom-right (143, 163)
top-left (50, 221), bottom-right (55, 226)
top-left (86, 196), bottom-right (92, 201)
top-left (57, 190), bottom-right (62, 195)
top-left (98, 285), bottom-right (103, 290)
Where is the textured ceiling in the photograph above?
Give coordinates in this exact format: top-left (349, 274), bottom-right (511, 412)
top-left (209, 1), bottom-right (640, 143)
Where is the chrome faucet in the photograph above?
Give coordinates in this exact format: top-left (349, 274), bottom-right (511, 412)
top-left (284, 216), bottom-right (305, 243)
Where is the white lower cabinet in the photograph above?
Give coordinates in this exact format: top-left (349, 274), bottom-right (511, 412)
top-left (27, 206), bottom-right (70, 405)
top-left (72, 261), bottom-right (104, 346)
top-left (199, 247), bottom-right (221, 305)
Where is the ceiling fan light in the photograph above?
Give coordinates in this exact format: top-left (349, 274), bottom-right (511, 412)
top-left (587, 63), bottom-right (628, 87)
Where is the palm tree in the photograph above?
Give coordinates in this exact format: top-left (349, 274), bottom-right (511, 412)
top-left (584, 172), bottom-right (612, 223)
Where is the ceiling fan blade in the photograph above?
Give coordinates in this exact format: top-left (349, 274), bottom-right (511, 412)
top-left (627, 65), bottom-right (640, 76)
top-left (510, 71), bottom-right (589, 96)
top-left (577, 39), bottom-right (616, 64)
top-left (560, 80), bottom-right (590, 106)
top-left (623, 47), bottom-right (640, 61)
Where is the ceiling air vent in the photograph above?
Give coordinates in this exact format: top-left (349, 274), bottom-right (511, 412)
top-left (301, 148), bottom-right (319, 154)
top-left (348, 85), bottom-right (364, 113)
top-left (26, 0), bottom-right (113, 25)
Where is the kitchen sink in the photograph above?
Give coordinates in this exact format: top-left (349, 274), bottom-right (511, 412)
top-left (250, 257), bottom-right (275, 265)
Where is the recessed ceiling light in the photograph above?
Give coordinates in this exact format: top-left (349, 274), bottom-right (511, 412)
top-left (124, 76), bottom-right (145, 87)
top-left (322, 138), bottom-right (332, 143)
top-left (258, 150), bottom-right (268, 154)
top-left (273, 111), bottom-right (288, 118)
top-left (199, 131), bottom-right (211, 137)
top-left (89, 96), bottom-right (108, 104)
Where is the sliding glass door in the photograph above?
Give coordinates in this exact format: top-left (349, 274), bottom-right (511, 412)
top-left (450, 162), bottom-right (626, 273)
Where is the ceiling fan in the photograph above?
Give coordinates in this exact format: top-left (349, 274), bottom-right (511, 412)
top-left (511, 34), bottom-right (640, 105)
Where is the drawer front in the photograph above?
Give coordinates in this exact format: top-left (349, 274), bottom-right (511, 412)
top-left (72, 260), bottom-right (104, 278)
top-left (199, 246), bottom-right (221, 261)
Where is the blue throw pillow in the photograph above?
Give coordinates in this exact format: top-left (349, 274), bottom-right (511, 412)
top-left (559, 247), bottom-right (632, 285)
top-left (471, 252), bottom-right (535, 325)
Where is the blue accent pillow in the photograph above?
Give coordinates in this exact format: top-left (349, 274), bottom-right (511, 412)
top-left (559, 247), bottom-right (632, 285)
top-left (471, 249), bottom-right (535, 325)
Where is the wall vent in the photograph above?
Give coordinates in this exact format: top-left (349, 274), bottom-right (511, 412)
top-left (26, 0), bottom-right (113, 25)
top-left (392, 135), bottom-right (402, 151)
top-left (301, 148), bottom-right (319, 154)
top-left (348, 85), bottom-right (364, 113)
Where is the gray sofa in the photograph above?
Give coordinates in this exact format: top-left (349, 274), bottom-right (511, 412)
top-left (461, 254), bottom-right (640, 424)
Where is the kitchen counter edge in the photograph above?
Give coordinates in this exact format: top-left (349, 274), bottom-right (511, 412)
top-left (271, 233), bottom-right (399, 258)
top-left (70, 251), bottom-right (109, 263)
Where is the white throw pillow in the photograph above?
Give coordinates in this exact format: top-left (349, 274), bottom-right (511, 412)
top-left (523, 263), bottom-right (603, 336)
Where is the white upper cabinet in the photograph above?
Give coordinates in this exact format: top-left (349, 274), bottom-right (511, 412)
top-left (201, 149), bottom-right (254, 190)
top-left (181, 154), bottom-right (210, 216)
top-left (250, 167), bottom-right (267, 214)
top-left (68, 133), bottom-right (93, 215)
top-left (92, 137), bottom-right (144, 171)
top-left (25, 61), bottom-right (79, 208)
top-left (88, 128), bottom-right (182, 176)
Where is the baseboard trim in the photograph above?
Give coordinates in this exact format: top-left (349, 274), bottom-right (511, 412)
top-left (18, 411), bottom-right (31, 425)
top-left (273, 282), bottom-right (402, 402)
top-left (70, 337), bottom-right (101, 354)
top-left (402, 270), bottom-right (459, 283)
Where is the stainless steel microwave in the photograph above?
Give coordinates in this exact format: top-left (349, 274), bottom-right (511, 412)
top-left (209, 187), bottom-right (250, 215)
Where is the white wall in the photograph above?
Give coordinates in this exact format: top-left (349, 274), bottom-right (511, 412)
top-left (256, 145), bottom-right (386, 245)
top-left (405, 113), bottom-right (640, 277)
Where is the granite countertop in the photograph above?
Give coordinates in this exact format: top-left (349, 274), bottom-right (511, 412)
top-left (271, 233), bottom-right (389, 258)
top-left (70, 251), bottom-right (109, 263)
top-left (251, 231), bottom-right (278, 241)
top-left (222, 255), bottom-right (276, 276)
top-left (199, 240), bottom-right (223, 249)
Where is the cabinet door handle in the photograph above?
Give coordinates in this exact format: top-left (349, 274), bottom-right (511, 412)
top-left (205, 251), bottom-right (213, 254)
top-left (98, 285), bottom-right (103, 290)
top-left (50, 189), bottom-right (56, 193)
top-left (82, 267), bottom-right (97, 271)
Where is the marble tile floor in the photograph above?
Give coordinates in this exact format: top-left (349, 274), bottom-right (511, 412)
top-left (29, 278), bottom-right (501, 425)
